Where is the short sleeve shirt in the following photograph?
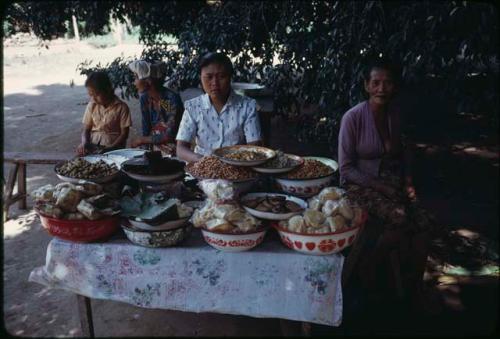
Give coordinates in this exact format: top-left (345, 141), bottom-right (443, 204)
top-left (82, 96), bottom-right (132, 147)
top-left (176, 90), bottom-right (262, 156)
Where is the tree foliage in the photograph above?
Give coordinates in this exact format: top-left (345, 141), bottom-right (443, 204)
top-left (5, 0), bottom-right (498, 147)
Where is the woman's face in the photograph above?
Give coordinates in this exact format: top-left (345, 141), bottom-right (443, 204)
top-left (87, 87), bottom-right (112, 106)
top-left (364, 68), bottom-right (396, 106)
top-left (200, 63), bottom-right (231, 101)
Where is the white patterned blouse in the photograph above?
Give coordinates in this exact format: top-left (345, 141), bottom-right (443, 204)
top-left (176, 90), bottom-right (262, 156)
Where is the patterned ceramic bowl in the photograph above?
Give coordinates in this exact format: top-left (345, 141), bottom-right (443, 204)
top-left (201, 228), bottom-right (268, 252)
top-left (272, 211), bottom-right (367, 255)
top-left (274, 157), bottom-right (338, 198)
top-left (121, 222), bottom-right (192, 248)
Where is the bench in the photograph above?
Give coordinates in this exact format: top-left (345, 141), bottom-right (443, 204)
top-left (3, 152), bottom-right (74, 220)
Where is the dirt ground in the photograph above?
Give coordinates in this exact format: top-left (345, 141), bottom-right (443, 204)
top-left (3, 37), bottom-right (499, 337)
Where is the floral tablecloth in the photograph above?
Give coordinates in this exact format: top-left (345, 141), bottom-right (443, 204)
top-left (29, 231), bottom-right (344, 326)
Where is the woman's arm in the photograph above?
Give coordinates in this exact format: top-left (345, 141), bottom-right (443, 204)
top-left (140, 94), bottom-right (152, 137)
top-left (106, 126), bottom-right (129, 150)
top-left (176, 141), bottom-right (203, 163)
top-left (77, 126), bottom-right (92, 156)
top-left (402, 142), bottom-right (417, 201)
top-left (243, 100), bottom-right (263, 145)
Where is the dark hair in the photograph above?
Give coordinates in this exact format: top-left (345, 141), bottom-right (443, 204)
top-left (362, 57), bottom-right (402, 85)
top-left (147, 77), bottom-right (164, 91)
top-left (84, 71), bottom-right (114, 98)
top-left (198, 52), bottom-right (233, 76)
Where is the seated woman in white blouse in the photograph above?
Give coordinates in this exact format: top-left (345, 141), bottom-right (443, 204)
top-left (175, 52), bottom-right (262, 163)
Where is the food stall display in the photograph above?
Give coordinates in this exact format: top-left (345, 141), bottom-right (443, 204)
top-left (33, 145), bottom-right (366, 257)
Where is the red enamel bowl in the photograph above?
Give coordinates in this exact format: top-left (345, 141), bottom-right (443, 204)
top-left (38, 212), bottom-right (120, 243)
top-left (271, 211), bottom-right (367, 255)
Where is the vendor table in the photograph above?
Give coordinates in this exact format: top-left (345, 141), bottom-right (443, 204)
top-left (29, 230), bottom-right (344, 336)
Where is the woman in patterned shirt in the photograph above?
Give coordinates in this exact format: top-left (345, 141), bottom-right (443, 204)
top-left (175, 53), bottom-right (263, 163)
top-left (128, 60), bottom-right (184, 155)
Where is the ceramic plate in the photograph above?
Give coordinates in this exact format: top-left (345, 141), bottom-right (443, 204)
top-left (213, 145), bottom-right (276, 167)
top-left (104, 148), bottom-right (146, 159)
top-left (251, 154), bottom-right (304, 174)
top-left (240, 193), bottom-right (307, 220)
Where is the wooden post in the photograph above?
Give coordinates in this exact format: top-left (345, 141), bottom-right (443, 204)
top-left (77, 295), bottom-right (95, 338)
top-left (17, 163), bottom-right (27, 209)
top-left (3, 163), bottom-right (19, 221)
top-left (72, 15), bottom-right (80, 42)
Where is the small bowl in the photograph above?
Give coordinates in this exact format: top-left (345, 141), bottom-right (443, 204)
top-left (38, 212), bottom-right (120, 242)
top-left (121, 222), bottom-right (192, 248)
top-left (240, 193), bottom-right (307, 220)
top-left (213, 145), bottom-right (276, 167)
top-left (272, 212), bottom-right (367, 255)
top-left (274, 157), bottom-right (338, 197)
top-left (201, 228), bottom-right (268, 252)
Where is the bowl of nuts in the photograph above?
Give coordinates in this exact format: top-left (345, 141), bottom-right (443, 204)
top-left (54, 156), bottom-right (120, 184)
top-left (186, 156), bottom-right (259, 194)
top-left (274, 157), bottom-right (338, 197)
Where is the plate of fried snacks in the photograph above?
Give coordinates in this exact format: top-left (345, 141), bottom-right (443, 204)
top-left (240, 193), bottom-right (307, 220)
top-left (213, 145), bottom-right (276, 166)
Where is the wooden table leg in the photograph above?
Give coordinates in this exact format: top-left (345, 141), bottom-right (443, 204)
top-left (280, 319), bottom-right (311, 336)
top-left (301, 322), bottom-right (312, 336)
top-left (341, 222), bottom-right (367, 287)
top-left (77, 295), bottom-right (95, 338)
top-left (389, 250), bottom-right (404, 299)
top-left (17, 163), bottom-right (27, 209)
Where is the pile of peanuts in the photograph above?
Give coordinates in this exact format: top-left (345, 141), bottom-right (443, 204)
top-left (187, 156), bottom-right (257, 181)
top-left (283, 159), bottom-right (333, 179)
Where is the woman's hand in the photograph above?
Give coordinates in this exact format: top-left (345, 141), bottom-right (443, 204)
top-left (76, 143), bottom-right (88, 156)
top-left (131, 137), bottom-right (145, 148)
top-left (378, 183), bottom-right (398, 198)
top-left (372, 181), bottom-right (403, 200)
top-left (405, 184), bottom-right (418, 203)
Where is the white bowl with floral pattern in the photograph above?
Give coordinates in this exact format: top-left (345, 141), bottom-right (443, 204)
top-left (201, 228), bottom-right (268, 252)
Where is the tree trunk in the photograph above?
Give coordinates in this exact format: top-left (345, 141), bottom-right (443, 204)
top-left (72, 15), bottom-right (80, 42)
top-left (112, 18), bottom-right (123, 45)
